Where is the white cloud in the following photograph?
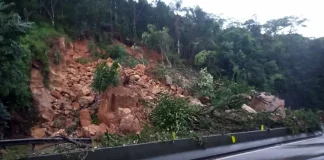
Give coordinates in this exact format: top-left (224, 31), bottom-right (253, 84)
top-left (149, 0), bottom-right (324, 37)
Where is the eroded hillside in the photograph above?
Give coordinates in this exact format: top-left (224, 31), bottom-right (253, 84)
top-left (30, 38), bottom-right (196, 138)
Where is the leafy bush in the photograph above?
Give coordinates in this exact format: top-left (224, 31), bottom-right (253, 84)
top-left (107, 45), bottom-right (127, 59)
top-left (211, 80), bottom-right (254, 109)
top-left (115, 54), bottom-right (139, 68)
top-left (191, 67), bottom-right (254, 110)
top-left (150, 96), bottom-right (193, 132)
top-left (195, 50), bottom-right (214, 66)
top-left (92, 62), bottom-right (119, 93)
top-left (190, 68), bottom-right (214, 97)
top-left (283, 108), bottom-right (321, 134)
top-left (106, 45), bottom-right (140, 68)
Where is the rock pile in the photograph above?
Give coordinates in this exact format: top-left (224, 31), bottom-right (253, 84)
top-left (247, 92), bottom-right (286, 119)
top-left (30, 38), bottom-right (192, 138)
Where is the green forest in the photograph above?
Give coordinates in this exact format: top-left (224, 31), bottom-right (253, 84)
top-left (1, 0), bottom-right (324, 139)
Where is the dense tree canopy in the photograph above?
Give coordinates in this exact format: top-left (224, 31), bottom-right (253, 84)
top-left (2, 0), bottom-right (324, 122)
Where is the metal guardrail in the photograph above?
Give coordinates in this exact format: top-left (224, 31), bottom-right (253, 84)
top-left (27, 127), bottom-right (307, 160)
top-left (2, 127), bottom-right (323, 160)
top-left (0, 137), bottom-right (92, 152)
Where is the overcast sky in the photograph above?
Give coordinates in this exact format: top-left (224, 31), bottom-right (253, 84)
top-left (149, 0), bottom-right (324, 38)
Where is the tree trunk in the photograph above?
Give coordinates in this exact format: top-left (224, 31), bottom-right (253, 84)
top-left (110, 0), bottom-right (113, 40)
top-left (52, 19), bottom-right (55, 27)
top-left (176, 16), bottom-right (180, 56)
top-left (161, 47), bottom-right (172, 67)
top-left (177, 39), bottom-right (180, 56)
top-left (133, 1), bottom-right (137, 40)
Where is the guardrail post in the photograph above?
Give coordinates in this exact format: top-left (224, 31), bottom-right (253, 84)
top-left (31, 144), bottom-right (35, 153)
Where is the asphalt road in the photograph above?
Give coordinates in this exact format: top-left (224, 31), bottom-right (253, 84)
top-left (216, 135), bottom-right (324, 160)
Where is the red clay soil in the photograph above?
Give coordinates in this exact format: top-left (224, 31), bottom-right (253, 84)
top-left (114, 40), bottom-right (162, 69)
top-left (29, 37), bottom-right (192, 139)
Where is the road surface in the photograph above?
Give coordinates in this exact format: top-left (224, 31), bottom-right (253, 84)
top-left (216, 135), bottom-right (324, 160)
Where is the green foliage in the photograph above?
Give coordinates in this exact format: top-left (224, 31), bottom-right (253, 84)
top-left (0, 101), bottom-right (11, 136)
top-left (211, 80), bottom-right (254, 109)
top-left (88, 39), bottom-right (100, 57)
top-left (114, 54), bottom-right (139, 68)
top-left (1, 145), bottom-right (30, 160)
top-left (99, 127), bottom-right (173, 147)
top-left (92, 62), bottom-right (119, 93)
top-left (53, 47), bottom-right (62, 65)
top-left (0, 0), bottom-right (31, 135)
top-left (195, 50), bottom-right (214, 66)
top-left (142, 24), bottom-right (173, 66)
top-left (150, 65), bottom-right (167, 81)
top-left (107, 45), bottom-right (127, 59)
top-left (142, 25), bottom-right (173, 52)
top-left (150, 96), bottom-right (192, 132)
top-left (91, 114), bottom-right (99, 125)
top-left (4, 0), bottom-right (324, 142)
top-left (190, 68), bottom-right (214, 97)
top-left (8, 0), bottom-right (324, 109)
top-left (104, 44), bottom-right (140, 68)
top-left (167, 52), bottom-right (185, 67)
top-left (283, 109), bottom-right (321, 134)
top-left (191, 67), bottom-right (254, 110)
top-left (19, 23), bottom-right (63, 87)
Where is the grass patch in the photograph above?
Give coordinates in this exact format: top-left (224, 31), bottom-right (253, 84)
top-left (1, 145), bottom-right (30, 160)
top-left (19, 23), bottom-right (65, 87)
top-left (91, 114), bottom-right (99, 125)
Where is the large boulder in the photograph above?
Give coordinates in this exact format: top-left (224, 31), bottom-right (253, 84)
top-left (98, 86), bottom-right (139, 126)
top-left (82, 124), bottom-right (100, 137)
top-left (242, 104), bottom-right (257, 113)
top-left (80, 109), bottom-right (92, 127)
top-left (82, 123), bottom-right (109, 137)
top-left (134, 64), bottom-right (146, 74)
top-left (31, 128), bottom-right (46, 138)
top-left (198, 96), bottom-right (211, 105)
top-left (248, 92), bottom-right (286, 119)
top-left (40, 107), bottom-right (56, 122)
top-left (31, 88), bottom-right (54, 110)
top-left (119, 114), bottom-right (141, 134)
top-left (78, 95), bottom-right (95, 107)
top-left (189, 97), bottom-right (204, 106)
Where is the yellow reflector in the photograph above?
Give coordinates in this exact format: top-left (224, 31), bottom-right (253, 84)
top-left (172, 132), bottom-right (176, 140)
top-left (231, 136), bottom-right (236, 143)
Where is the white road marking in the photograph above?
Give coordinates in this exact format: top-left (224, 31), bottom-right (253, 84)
top-left (216, 136), bottom-right (323, 160)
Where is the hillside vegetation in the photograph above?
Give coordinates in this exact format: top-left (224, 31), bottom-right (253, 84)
top-left (0, 0), bottom-right (323, 145)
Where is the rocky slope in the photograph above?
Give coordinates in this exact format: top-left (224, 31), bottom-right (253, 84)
top-left (29, 37), bottom-right (286, 139)
top-left (30, 38), bottom-right (193, 138)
